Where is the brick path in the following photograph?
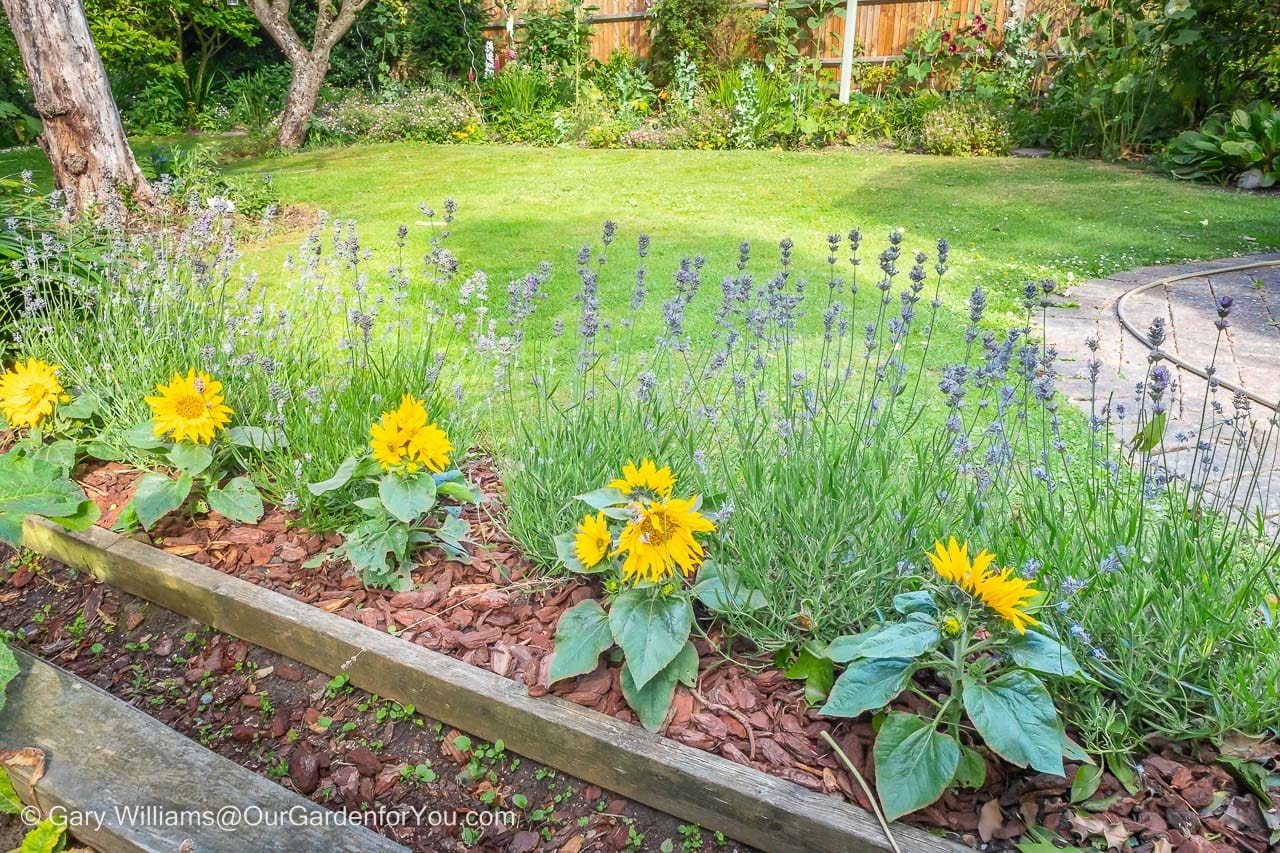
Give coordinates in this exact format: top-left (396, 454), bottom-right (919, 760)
top-left (1045, 253), bottom-right (1280, 530)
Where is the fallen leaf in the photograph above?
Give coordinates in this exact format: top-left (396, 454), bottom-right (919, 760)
top-left (0, 748), bottom-right (46, 789)
top-left (1069, 812), bottom-right (1133, 850)
top-left (978, 798), bottom-right (1004, 842)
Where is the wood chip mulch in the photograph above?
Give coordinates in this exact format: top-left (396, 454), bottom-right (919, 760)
top-left (66, 459), bottom-right (1280, 852)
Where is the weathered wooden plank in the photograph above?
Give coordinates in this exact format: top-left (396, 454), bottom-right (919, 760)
top-left (0, 648), bottom-right (405, 853)
top-left (21, 517), bottom-right (964, 853)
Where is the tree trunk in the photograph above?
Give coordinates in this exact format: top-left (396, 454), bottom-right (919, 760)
top-left (277, 55), bottom-right (328, 149)
top-left (248, 0), bottom-right (371, 150)
top-left (1, 0), bottom-right (153, 214)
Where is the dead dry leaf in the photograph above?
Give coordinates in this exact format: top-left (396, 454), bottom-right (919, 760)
top-left (0, 747), bottom-right (46, 789)
top-left (1069, 812), bottom-right (1133, 850)
top-left (1217, 733), bottom-right (1280, 763)
top-left (978, 799), bottom-right (1005, 842)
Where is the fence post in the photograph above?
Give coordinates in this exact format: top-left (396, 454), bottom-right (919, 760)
top-left (837, 0), bottom-right (859, 103)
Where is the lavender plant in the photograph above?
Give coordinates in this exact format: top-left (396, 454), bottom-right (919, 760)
top-left (485, 222), bottom-right (1280, 757)
top-left (5, 188), bottom-right (1278, 775)
top-left (3, 190), bottom-right (482, 531)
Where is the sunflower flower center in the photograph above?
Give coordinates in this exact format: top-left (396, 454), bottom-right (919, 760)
top-left (174, 394), bottom-right (207, 419)
top-left (638, 512), bottom-right (671, 547)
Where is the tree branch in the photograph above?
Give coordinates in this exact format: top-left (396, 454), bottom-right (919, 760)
top-left (322, 0), bottom-right (373, 50)
top-left (246, 0), bottom-right (304, 62)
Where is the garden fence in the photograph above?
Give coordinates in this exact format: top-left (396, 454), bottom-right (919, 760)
top-left (478, 0), bottom-right (1066, 67)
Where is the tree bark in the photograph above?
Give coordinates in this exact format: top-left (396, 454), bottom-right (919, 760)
top-left (247, 0), bottom-right (372, 149)
top-left (1, 0), bottom-right (153, 214)
top-left (277, 56), bottom-right (328, 149)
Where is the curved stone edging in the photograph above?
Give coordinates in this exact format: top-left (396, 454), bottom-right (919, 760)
top-left (1114, 256), bottom-right (1280, 411)
top-left (18, 516), bottom-right (965, 853)
top-left (1046, 252), bottom-right (1280, 526)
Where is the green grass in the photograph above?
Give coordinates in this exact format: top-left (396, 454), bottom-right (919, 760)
top-left (224, 143), bottom-right (1278, 317)
top-left (7, 140), bottom-right (1277, 360)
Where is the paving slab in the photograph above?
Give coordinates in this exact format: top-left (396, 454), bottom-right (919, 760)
top-left (1046, 255), bottom-right (1280, 529)
top-left (0, 649), bottom-right (406, 853)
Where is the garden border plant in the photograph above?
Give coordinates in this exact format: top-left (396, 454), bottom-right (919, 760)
top-left (2, 191), bottom-right (1278, 844)
top-left (16, 515), bottom-right (962, 853)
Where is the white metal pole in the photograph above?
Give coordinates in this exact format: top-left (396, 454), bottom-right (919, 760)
top-left (837, 0), bottom-right (859, 103)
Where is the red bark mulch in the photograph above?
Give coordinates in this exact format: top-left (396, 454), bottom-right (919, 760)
top-left (61, 459), bottom-right (1280, 852)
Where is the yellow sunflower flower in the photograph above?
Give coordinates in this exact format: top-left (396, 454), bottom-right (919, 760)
top-left (927, 539), bottom-right (1040, 634)
top-left (369, 393), bottom-right (453, 474)
top-left (145, 369), bottom-right (233, 444)
top-left (608, 459), bottom-right (676, 500)
top-left (574, 511), bottom-right (612, 568)
top-left (926, 537), bottom-right (996, 593)
top-left (612, 497), bottom-right (716, 584)
top-left (0, 358), bottom-right (63, 428)
top-left (968, 567), bottom-right (1041, 634)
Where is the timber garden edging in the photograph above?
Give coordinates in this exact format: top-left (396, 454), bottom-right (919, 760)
top-left (18, 515), bottom-right (965, 853)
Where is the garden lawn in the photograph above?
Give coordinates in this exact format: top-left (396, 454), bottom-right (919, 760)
top-left (226, 143), bottom-right (1280, 324)
top-left (7, 140), bottom-right (1278, 365)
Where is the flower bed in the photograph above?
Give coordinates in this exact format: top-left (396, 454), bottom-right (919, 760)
top-left (2, 197), bottom-right (1278, 852)
top-left (36, 457), bottom-right (1274, 852)
top-left (0, 552), bottom-right (745, 853)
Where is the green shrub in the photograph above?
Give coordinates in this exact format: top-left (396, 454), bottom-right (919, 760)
top-left (1167, 101), bottom-right (1279, 189)
top-left (310, 87), bottom-right (479, 145)
top-left (521, 0), bottom-right (592, 72)
top-left (0, 100), bottom-right (39, 147)
top-left (483, 65), bottom-right (575, 143)
top-left (485, 65), bottom-right (556, 116)
top-left (590, 50), bottom-right (656, 116)
top-left (217, 64), bottom-right (292, 130)
top-left (406, 0), bottom-right (486, 77)
top-left (122, 75), bottom-right (188, 134)
top-left (147, 146), bottom-right (280, 219)
top-left (879, 89), bottom-right (943, 150)
top-left (646, 0), bottom-right (733, 81)
top-left (920, 99), bottom-right (1013, 156)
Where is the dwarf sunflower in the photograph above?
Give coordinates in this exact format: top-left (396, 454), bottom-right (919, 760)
top-left (926, 537), bottom-right (995, 592)
top-left (146, 369), bottom-right (233, 444)
top-left (612, 497), bottom-right (716, 583)
top-left (927, 539), bottom-right (1040, 634)
top-left (574, 511), bottom-right (612, 568)
top-left (369, 394), bottom-right (452, 474)
top-left (968, 567), bottom-right (1041, 634)
top-left (0, 358), bottom-right (64, 428)
top-left (608, 459), bottom-right (676, 501)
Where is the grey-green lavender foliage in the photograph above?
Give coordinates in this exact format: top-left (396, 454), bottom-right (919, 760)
top-left (5, 187), bottom-right (1278, 752)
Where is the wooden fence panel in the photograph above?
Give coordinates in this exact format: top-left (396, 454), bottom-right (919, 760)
top-left (479, 0), bottom-right (1060, 66)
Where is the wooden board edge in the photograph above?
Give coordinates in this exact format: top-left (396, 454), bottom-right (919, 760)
top-left (0, 648), bottom-right (406, 853)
